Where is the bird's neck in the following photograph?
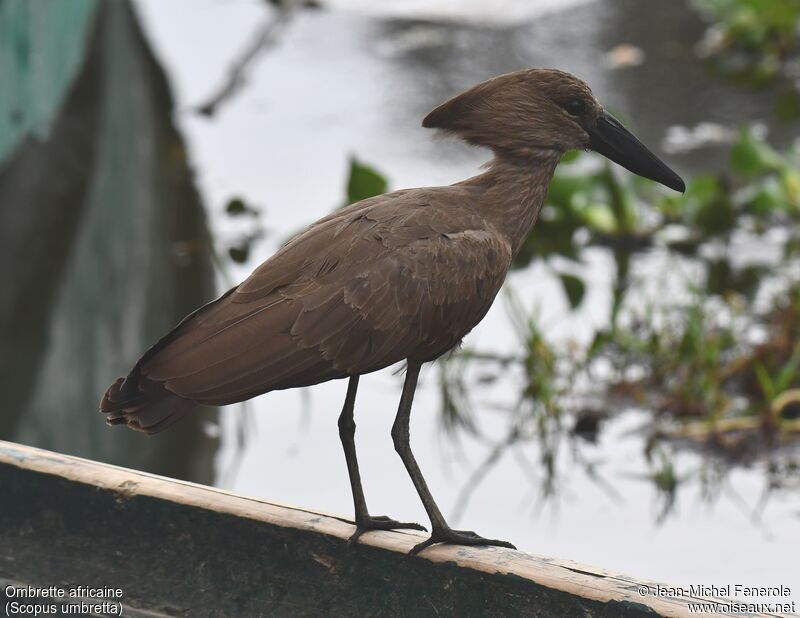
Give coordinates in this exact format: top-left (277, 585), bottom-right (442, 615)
top-left (460, 151), bottom-right (562, 256)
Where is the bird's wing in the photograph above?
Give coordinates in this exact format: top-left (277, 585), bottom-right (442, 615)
top-left (140, 189), bottom-right (511, 404)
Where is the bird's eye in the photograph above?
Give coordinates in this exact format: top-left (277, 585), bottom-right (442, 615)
top-left (561, 99), bottom-right (586, 116)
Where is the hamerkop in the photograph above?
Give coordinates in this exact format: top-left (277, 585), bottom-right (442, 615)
top-left (101, 69), bottom-right (684, 553)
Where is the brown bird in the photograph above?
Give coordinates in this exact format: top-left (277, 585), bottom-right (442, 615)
top-left (101, 68), bottom-right (684, 553)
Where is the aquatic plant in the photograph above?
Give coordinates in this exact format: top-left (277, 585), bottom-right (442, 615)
top-left (691, 0), bottom-right (800, 82)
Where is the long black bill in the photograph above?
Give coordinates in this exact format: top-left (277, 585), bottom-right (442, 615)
top-left (588, 111), bottom-right (685, 193)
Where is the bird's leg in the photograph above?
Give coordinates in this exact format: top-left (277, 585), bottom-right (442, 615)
top-left (391, 361), bottom-right (516, 555)
top-left (338, 375), bottom-right (426, 545)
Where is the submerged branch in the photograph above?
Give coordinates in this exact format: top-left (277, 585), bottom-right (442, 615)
top-left (194, 3), bottom-right (296, 117)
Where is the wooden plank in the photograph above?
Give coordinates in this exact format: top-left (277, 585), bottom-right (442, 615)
top-left (0, 440), bottom-right (789, 617)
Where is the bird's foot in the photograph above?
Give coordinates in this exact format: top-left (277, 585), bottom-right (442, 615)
top-left (409, 527), bottom-right (516, 555)
top-left (348, 515), bottom-right (427, 546)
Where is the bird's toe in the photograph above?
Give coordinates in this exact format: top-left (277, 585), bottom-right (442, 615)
top-left (409, 527), bottom-right (516, 555)
top-left (347, 515), bottom-right (427, 546)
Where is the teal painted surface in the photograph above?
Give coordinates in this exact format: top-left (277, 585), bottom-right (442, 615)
top-left (0, 0), bottom-right (96, 163)
top-left (0, 1), bottom-right (218, 483)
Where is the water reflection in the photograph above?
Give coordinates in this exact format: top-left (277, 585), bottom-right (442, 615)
top-left (378, 0), bottom-right (800, 173)
top-left (0, 1), bottom-right (218, 482)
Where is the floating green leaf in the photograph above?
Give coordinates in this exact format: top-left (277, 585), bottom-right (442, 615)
top-left (346, 156), bottom-right (388, 205)
top-left (559, 273), bottom-right (586, 310)
top-left (731, 128), bottom-right (784, 177)
top-left (581, 203), bottom-right (617, 233)
top-left (225, 197), bottom-right (260, 217)
top-left (228, 245), bottom-right (249, 263)
top-left (226, 198), bottom-right (247, 215)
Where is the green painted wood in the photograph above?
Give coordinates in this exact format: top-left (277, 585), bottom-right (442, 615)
top-left (0, 2), bottom-right (218, 482)
top-left (0, 0), bottom-right (97, 163)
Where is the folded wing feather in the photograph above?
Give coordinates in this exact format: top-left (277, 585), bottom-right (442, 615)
top-left (107, 188), bottom-right (512, 419)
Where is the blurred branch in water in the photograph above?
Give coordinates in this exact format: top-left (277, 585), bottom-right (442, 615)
top-left (194, 0), bottom-right (318, 117)
top-left (442, 287), bottom-right (601, 521)
top-left (450, 425), bottom-right (520, 525)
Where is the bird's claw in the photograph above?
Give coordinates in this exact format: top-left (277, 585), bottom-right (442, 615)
top-left (409, 528), bottom-right (516, 555)
top-left (347, 515), bottom-right (427, 546)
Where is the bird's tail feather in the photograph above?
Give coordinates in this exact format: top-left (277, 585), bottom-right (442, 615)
top-left (100, 376), bottom-right (195, 434)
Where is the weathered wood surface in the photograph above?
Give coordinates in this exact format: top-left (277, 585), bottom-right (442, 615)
top-left (0, 440), bottom-right (782, 617)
